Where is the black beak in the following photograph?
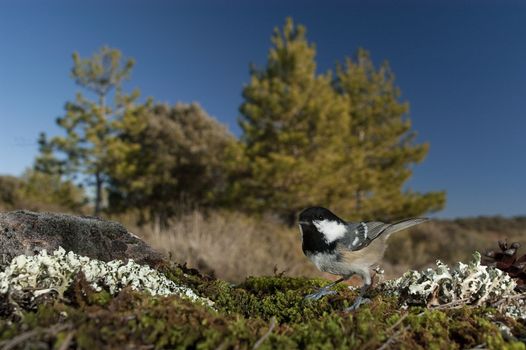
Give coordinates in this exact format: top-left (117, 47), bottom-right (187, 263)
top-left (298, 221), bottom-right (309, 225)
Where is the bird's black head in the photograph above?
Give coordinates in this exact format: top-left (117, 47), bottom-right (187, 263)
top-left (298, 207), bottom-right (344, 226)
top-left (298, 207), bottom-right (345, 254)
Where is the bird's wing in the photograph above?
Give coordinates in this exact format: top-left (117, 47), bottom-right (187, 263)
top-left (340, 218), bottom-right (428, 251)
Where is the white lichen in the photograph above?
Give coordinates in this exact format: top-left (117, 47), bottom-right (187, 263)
top-left (381, 252), bottom-right (525, 319)
top-left (0, 247), bottom-right (213, 306)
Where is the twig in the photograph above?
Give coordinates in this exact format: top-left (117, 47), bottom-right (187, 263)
top-left (376, 313), bottom-right (409, 350)
top-left (464, 344), bottom-right (488, 350)
top-left (253, 317), bottom-right (277, 350)
top-left (386, 313), bottom-right (408, 332)
top-left (1, 329), bottom-right (42, 350)
top-left (1, 323), bottom-right (72, 350)
top-left (377, 326), bottom-right (409, 350)
top-left (362, 313), bottom-right (407, 349)
top-left (214, 339), bottom-right (229, 350)
top-left (58, 330), bottom-right (75, 350)
top-left (492, 293), bottom-right (526, 307)
top-left (430, 298), bottom-right (470, 310)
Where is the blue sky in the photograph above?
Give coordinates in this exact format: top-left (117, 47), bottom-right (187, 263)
top-left (0, 0), bottom-right (525, 218)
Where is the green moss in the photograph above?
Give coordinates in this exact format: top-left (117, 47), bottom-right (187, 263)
top-left (0, 269), bottom-right (524, 349)
top-left (86, 290), bottom-right (112, 306)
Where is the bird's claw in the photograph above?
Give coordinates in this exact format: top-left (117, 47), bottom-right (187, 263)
top-left (344, 297), bottom-right (371, 311)
top-left (304, 288), bottom-right (337, 300)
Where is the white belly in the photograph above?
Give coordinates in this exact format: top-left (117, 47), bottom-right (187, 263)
top-left (308, 252), bottom-right (356, 276)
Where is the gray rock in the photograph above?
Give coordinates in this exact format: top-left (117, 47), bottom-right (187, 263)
top-left (0, 210), bottom-right (165, 268)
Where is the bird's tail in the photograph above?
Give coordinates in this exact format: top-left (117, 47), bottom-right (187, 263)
top-left (383, 218), bottom-right (428, 238)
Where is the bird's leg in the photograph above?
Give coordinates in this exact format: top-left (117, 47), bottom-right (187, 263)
top-left (345, 273), bottom-right (372, 311)
top-left (345, 283), bottom-right (372, 311)
top-left (304, 276), bottom-right (347, 300)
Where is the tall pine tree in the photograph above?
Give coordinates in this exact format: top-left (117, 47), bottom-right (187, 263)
top-left (239, 19), bottom-right (444, 222)
top-left (333, 49), bottom-right (445, 220)
top-left (239, 18), bottom-right (349, 222)
top-left (37, 47), bottom-right (138, 215)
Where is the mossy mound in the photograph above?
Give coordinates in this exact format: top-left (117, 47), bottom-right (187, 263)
top-left (1, 263), bottom-right (525, 349)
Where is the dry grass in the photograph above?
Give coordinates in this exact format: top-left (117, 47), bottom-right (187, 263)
top-left (131, 210), bottom-right (321, 282)
top-left (130, 211), bottom-right (526, 283)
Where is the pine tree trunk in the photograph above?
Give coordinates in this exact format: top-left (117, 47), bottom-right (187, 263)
top-left (93, 93), bottom-right (106, 217)
top-left (94, 171), bottom-right (102, 216)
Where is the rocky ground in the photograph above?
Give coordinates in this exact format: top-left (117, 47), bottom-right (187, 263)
top-left (0, 211), bottom-right (525, 349)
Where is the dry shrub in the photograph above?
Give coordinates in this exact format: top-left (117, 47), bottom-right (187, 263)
top-left (132, 211), bottom-right (321, 282)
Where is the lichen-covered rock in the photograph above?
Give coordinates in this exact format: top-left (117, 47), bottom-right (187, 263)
top-left (0, 248), bottom-right (213, 306)
top-left (0, 210), bottom-right (164, 268)
top-left (382, 252), bottom-right (526, 320)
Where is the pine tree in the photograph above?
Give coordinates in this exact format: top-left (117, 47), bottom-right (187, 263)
top-left (34, 132), bottom-right (66, 176)
top-left (38, 47), bottom-right (138, 215)
top-left (333, 49), bottom-right (445, 220)
top-left (238, 18), bottom-right (349, 222)
top-left (239, 19), bottom-right (445, 222)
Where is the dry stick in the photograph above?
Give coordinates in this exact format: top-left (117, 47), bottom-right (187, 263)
top-left (360, 313), bottom-right (408, 350)
top-left (1, 323), bottom-right (72, 350)
top-left (492, 293), bottom-right (526, 307)
top-left (369, 313), bottom-right (408, 350)
top-left (377, 326), bottom-right (410, 350)
top-left (431, 293), bottom-right (525, 311)
top-left (425, 292), bottom-right (525, 311)
top-left (465, 344), bottom-right (488, 350)
top-left (58, 330), bottom-right (76, 350)
top-left (430, 298), bottom-right (470, 310)
top-left (386, 313), bottom-right (408, 333)
top-left (253, 317), bottom-right (277, 350)
top-left (214, 339), bottom-right (229, 350)
top-left (0, 329), bottom-right (43, 350)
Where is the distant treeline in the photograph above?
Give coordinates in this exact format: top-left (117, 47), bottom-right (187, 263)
top-left (2, 18), bottom-right (445, 225)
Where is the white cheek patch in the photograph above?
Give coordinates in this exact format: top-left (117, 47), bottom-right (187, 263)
top-left (313, 220), bottom-right (347, 243)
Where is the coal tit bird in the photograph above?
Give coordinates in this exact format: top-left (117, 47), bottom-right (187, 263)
top-left (298, 206), bottom-right (428, 310)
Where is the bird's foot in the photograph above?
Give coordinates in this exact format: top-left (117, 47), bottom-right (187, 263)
top-left (344, 296), bottom-right (371, 311)
top-left (304, 287), bottom-right (337, 300)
